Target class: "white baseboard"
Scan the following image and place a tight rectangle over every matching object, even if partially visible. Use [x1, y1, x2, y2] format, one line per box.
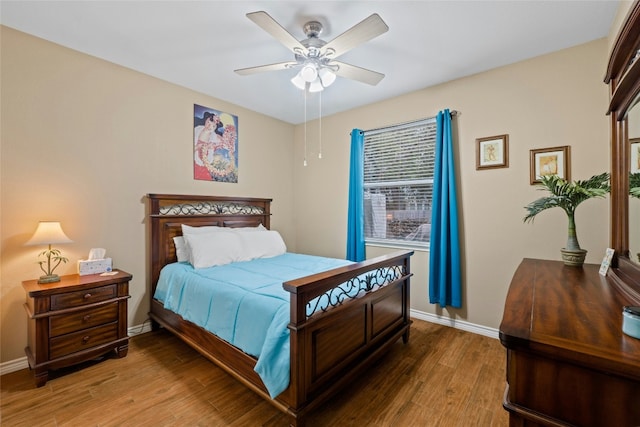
[0, 357, 29, 377]
[1, 315, 497, 376]
[0, 322, 154, 376]
[126, 320, 154, 337]
[410, 309, 500, 340]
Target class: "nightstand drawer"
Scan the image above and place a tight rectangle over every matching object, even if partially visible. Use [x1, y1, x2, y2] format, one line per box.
[50, 303, 118, 337]
[51, 284, 117, 310]
[49, 322, 118, 359]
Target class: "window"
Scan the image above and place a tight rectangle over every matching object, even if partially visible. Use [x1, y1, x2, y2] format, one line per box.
[363, 118, 436, 247]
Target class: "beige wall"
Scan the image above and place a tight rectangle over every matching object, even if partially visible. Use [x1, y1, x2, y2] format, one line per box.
[292, 38, 611, 329]
[0, 27, 295, 362]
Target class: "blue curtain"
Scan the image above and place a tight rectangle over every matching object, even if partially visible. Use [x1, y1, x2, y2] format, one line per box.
[346, 129, 365, 262]
[429, 109, 462, 308]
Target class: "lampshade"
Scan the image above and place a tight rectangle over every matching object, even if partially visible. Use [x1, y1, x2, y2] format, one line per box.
[308, 78, 324, 93]
[300, 63, 318, 82]
[26, 221, 73, 246]
[318, 68, 336, 87]
[290, 73, 306, 91]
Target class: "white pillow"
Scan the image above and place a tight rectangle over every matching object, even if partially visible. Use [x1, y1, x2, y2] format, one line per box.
[182, 231, 243, 269]
[181, 224, 225, 235]
[232, 224, 267, 232]
[181, 223, 266, 235]
[180, 224, 266, 264]
[173, 236, 189, 262]
[236, 230, 287, 261]
[178, 223, 273, 266]
[249, 224, 267, 231]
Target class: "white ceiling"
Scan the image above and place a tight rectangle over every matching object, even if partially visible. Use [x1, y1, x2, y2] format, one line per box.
[0, 1, 619, 125]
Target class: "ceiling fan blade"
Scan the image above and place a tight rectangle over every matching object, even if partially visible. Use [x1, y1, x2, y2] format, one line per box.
[332, 61, 385, 86]
[234, 61, 298, 76]
[322, 14, 388, 59]
[246, 11, 306, 54]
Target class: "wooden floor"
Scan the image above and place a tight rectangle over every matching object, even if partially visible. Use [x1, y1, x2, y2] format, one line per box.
[1, 319, 508, 426]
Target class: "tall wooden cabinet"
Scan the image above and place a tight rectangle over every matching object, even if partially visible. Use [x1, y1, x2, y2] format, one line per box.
[499, 259, 640, 426]
[23, 270, 131, 386]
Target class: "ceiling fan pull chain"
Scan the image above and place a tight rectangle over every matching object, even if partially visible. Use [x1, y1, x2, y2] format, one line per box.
[318, 90, 322, 159]
[304, 86, 308, 167]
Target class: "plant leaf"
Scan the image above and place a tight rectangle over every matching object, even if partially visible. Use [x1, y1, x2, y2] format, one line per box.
[524, 172, 610, 222]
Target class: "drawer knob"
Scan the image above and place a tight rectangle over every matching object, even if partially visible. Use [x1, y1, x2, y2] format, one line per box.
[82, 335, 90, 344]
[83, 314, 91, 322]
[83, 293, 92, 300]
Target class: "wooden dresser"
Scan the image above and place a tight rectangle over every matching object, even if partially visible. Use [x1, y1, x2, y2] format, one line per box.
[23, 270, 131, 386]
[499, 259, 640, 426]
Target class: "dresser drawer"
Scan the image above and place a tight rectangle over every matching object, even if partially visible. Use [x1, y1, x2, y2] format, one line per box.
[51, 285, 117, 310]
[49, 322, 118, 359]
[50, 303, 118, 337]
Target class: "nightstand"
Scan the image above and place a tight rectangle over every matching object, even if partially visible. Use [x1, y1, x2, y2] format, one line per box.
[22, 270, 131, 387]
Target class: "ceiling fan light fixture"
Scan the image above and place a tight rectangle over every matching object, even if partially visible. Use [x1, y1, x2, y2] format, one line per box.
[318, 68, 336, 87]
[308, 78, 324, 93]
[238, 12, 389, 95]
[300, 63, 318, 82]
[291, 73, 306, 90]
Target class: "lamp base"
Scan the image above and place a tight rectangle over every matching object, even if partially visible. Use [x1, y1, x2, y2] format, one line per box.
[38, 274, 61, 284]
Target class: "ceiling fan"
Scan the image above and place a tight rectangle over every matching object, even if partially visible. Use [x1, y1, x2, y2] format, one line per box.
[234, 11, 389, 92]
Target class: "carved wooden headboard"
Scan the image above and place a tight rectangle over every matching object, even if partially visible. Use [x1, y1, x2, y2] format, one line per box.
[146, 194, 272, 294]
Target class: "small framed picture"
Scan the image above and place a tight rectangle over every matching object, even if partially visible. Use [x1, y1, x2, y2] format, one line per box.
[529, 145, 571, 184]
[631, 138, 640, 173]
[476, 134, 509, 170]
[599, 248, 615, 276]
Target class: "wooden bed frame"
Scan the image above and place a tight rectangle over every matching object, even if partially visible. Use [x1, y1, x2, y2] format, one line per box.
[147, 193, 413, 426]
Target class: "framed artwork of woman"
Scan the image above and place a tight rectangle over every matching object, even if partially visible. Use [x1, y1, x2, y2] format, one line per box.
[194, 104, 239, 183]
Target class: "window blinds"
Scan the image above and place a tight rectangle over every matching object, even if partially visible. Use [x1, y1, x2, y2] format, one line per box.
[363, 118, 436, 245]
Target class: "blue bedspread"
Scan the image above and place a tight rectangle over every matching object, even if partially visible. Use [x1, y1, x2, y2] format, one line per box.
[154, 253, 352, 398]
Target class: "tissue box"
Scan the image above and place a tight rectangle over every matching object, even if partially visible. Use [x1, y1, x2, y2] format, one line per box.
[623, 306, 640, 339]
[77, 258, 112, 276]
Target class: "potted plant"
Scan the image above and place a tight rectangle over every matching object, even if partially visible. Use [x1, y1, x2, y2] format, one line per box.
[524, 172, 610, 266]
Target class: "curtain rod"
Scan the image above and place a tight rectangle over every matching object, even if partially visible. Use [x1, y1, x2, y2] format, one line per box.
[357, 110, 460, 135]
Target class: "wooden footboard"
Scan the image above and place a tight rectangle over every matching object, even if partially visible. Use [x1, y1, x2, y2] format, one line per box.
[284, 251, 412, 424]
[147, 194, 413, 427]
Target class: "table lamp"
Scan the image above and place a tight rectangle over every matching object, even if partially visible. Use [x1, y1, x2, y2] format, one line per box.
[26, 221, 73, 283]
